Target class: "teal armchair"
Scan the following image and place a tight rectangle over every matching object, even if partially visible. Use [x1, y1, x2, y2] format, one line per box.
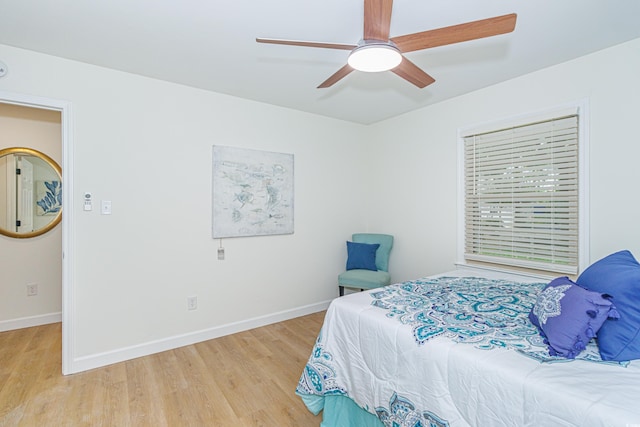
[338, 233, 394, 296]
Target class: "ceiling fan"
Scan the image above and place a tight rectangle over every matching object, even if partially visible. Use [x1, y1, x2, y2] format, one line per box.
[257, 0, 516, 89]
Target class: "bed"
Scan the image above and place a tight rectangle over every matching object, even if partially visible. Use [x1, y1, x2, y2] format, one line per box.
[296, 266, 640, 427]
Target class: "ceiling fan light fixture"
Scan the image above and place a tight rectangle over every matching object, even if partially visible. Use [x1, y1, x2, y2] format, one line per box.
[347, 43, 402, 72]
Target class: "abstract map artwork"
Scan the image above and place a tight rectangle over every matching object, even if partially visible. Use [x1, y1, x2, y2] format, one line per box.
[212, 145, 294, 238]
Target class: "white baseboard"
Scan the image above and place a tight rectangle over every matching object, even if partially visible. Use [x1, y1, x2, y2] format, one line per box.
[0, 312, 62, 332]
[69, 299, 332, 374]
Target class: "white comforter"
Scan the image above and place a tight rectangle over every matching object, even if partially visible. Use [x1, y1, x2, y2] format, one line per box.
[297, 269, 640, 427]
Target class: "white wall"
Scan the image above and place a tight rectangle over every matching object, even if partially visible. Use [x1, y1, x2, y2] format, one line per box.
[367, 38, 640, 283]
[0, 44, 370, 370]
[0, 104, 62, 329]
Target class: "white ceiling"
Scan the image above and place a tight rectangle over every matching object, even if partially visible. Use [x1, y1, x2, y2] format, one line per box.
[1, 0, 639, 124]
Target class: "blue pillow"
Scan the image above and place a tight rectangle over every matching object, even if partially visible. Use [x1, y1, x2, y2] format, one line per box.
[346, 241, 379, 271]
[529, 276, 618, 359]
[577, 250, 640, 361]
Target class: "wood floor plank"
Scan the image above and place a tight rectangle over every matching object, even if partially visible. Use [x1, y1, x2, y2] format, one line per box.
[0, 311, 325, 426]
[0, 328, 38, 375]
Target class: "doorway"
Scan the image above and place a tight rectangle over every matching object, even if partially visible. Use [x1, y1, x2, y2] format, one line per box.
[0, 91, 74, 374]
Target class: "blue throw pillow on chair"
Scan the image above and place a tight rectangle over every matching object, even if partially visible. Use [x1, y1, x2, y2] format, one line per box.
[346, 241, 379, 271]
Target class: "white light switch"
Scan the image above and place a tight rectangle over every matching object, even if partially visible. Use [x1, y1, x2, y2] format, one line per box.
[101, 200, 112, 215]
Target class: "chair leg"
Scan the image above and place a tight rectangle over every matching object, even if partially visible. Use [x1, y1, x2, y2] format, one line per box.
[339, 286, 344, 297]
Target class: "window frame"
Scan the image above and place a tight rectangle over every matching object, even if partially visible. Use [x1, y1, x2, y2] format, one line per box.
[456, 101, 590, 276]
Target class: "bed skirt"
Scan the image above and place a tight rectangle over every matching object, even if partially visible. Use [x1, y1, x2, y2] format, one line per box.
[298, 393, 384, 427]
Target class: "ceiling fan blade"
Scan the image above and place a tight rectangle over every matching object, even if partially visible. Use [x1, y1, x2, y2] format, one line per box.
[256, 38, 356, 51]
[391, 57, 435, 88]
[363, 0, 394, 41]
[318, 64, 354, 88]
[391, 13, 517, 53]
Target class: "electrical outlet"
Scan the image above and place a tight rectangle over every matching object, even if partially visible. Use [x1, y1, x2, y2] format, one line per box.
[27, 283, 38, 296]
[187, 296, 197, 311]
[217, 248, 225, 260]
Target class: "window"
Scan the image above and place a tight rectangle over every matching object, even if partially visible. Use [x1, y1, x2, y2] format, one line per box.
[459, 104, 588, 275]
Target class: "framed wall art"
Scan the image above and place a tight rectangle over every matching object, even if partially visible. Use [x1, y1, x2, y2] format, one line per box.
[212, 145, 294, 238]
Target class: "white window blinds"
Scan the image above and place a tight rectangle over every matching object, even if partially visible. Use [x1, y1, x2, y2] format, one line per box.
[463, 114, 579, 274]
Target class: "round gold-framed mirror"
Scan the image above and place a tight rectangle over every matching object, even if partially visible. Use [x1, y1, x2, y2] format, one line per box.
[0, 147, 62, 238]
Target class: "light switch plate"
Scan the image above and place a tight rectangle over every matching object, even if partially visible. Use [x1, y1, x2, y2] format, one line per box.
[101, 200, 112, 215]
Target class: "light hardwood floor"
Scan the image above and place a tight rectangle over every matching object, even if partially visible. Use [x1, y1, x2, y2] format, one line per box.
[0, 311, 326, 426]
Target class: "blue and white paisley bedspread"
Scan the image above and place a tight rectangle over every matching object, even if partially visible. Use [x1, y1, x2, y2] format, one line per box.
[297, 272, 640, 427]
[371, 276, 609, 363]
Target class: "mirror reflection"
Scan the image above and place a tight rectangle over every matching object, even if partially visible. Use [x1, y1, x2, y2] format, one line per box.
[0, 147, 62, 238]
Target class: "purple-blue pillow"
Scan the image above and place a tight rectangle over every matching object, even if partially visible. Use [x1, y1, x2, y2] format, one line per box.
[346, 241, 380, 271]
[577, 250, 640, 361]
[529, 276, 618, 359]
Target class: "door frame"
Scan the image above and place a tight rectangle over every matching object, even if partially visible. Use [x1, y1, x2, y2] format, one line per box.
[0, 90, 74, 374]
